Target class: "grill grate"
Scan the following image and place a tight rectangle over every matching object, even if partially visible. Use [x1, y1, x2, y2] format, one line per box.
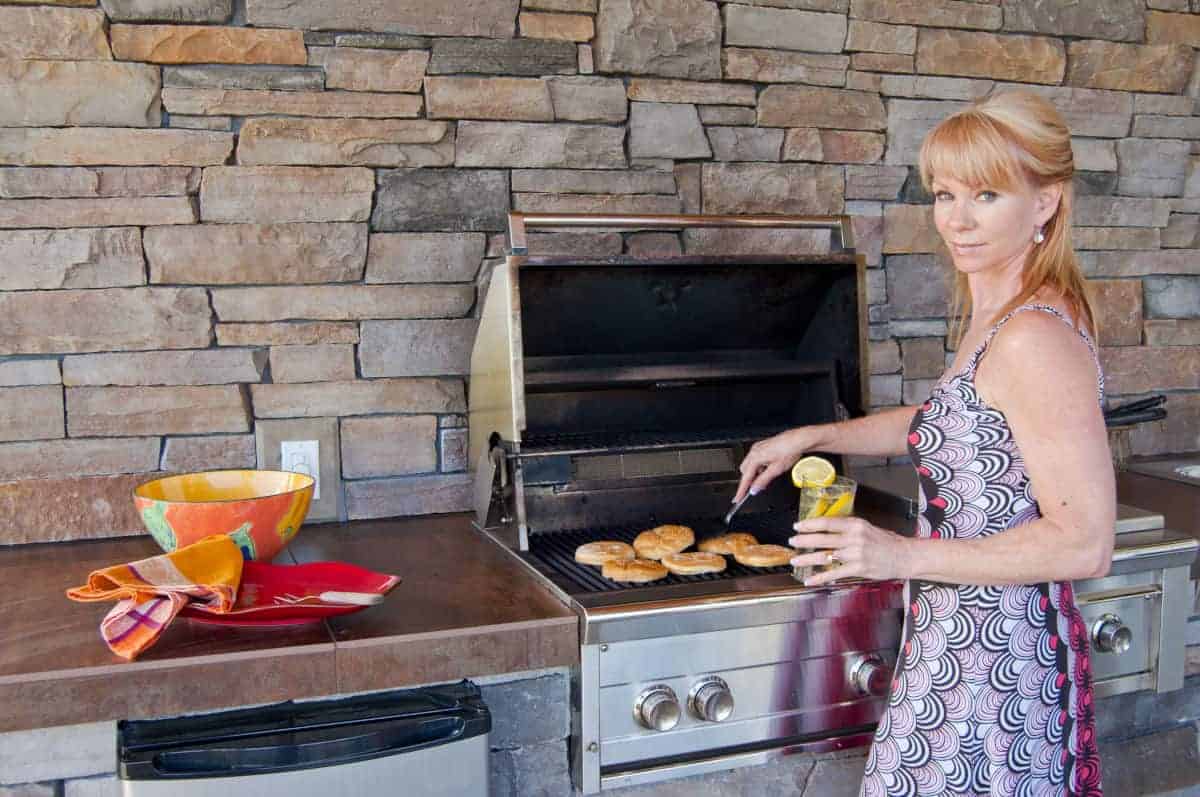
[520, 426, 787, 457]
[525, 514, 797, 594]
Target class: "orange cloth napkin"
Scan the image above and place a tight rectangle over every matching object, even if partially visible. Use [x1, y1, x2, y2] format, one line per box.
[66, 534, 243, 661]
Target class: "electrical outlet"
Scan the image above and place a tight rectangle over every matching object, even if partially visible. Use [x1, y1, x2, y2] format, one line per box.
[257, 419, 342, 522]
[280, 439, 321, 500]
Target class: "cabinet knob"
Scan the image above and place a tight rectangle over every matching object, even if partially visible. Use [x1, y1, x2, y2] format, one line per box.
[1092, 614, 1133, 655]
[689, 677, 734, 723]
[634, 685, 681, 732]
[850, 654, 893, 698]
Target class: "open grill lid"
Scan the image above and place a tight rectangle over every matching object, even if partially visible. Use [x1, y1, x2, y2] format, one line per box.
[468, 213, 869, 471]
[468, 213, 870, 546]
[519, 254, 863, 446]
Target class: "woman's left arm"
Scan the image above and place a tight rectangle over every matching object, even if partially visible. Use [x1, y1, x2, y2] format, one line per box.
[793, 312, 1116, 587]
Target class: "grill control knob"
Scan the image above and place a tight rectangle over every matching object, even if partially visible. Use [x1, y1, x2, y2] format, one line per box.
[1092, 614, 1133, 655]
[850, 654, 892, 698]
[689, 677, 734, 723]
[634, 685, 681, 731]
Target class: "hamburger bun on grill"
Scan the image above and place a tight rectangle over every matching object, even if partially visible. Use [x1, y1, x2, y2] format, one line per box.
[633, 525, 695, 560]
[661, 551, 728, 576]
[734, 544, 794, 568]
[574, 541, 636, 566]
[602, 558, 669, 583]
[698, 532, 758, 556]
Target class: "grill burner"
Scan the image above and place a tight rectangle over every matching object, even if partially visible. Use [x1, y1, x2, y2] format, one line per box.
[523, 513, 795, 594]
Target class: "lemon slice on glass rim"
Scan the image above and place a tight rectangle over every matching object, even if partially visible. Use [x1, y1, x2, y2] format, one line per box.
[791, 455, 836, 489]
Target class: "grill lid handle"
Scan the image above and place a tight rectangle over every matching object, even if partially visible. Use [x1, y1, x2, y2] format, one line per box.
[507, 212, 854, 255]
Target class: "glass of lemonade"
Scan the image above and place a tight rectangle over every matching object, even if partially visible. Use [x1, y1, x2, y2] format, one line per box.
[793, 475, 857, 583]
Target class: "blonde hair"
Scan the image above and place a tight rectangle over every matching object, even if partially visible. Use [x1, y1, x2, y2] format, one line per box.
[918, 90, 1096, 344]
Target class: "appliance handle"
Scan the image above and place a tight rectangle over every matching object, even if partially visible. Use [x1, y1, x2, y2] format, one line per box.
[1104, 407, 1167, 428]
[507, 212, 854, 255]
[149, 716, 468, 778]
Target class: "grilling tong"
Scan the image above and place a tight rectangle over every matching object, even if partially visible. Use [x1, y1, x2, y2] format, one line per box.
[1103, 393, 1167, 428]
[724, 492, 753, 527]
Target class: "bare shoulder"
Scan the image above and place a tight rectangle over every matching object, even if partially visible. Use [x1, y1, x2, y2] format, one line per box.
[977, 308, 1099, 406]
[990, 308, 1092, 363]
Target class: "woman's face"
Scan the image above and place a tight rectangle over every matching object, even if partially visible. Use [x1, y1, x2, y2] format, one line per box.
[930, 174, 1059, 277]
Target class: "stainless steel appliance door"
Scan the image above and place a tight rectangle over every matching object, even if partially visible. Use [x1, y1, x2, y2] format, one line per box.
[1076, 587, 1160, 683]
[120, 734, 489, 797]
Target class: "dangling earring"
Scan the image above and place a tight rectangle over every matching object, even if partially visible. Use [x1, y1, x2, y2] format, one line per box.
[1033, 227, 1045, 244]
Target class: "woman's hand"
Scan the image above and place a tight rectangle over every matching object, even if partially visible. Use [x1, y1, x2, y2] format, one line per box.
[734, 428, 819, 502]
[788, 516, 913, 587]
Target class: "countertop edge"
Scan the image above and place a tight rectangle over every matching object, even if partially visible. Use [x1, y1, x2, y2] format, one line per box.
[2, 514, 581, 733]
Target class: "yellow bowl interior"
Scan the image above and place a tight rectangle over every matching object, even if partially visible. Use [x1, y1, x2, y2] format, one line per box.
[135, 470, 315, 503]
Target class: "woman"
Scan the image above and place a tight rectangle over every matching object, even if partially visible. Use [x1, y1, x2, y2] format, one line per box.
[735, 91, 1112, 796]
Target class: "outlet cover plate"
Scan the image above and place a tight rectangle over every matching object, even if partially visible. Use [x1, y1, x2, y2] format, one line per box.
[256, 417, 343, 523]
[280, 439, 321, 500]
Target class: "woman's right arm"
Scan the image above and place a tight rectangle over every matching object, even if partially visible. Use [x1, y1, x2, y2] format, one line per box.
[733, 406, 918, 501]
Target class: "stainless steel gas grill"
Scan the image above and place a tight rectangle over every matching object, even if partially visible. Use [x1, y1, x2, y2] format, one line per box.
[467, 212, 1198, 794]
[470, 212, 906, 793]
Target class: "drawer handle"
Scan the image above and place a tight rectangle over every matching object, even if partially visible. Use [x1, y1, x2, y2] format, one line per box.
[1092, 613, 1133, 655]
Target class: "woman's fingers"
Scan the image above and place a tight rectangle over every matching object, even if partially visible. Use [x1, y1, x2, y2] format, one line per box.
[735, 431, 805, 502]
[748, 461, 785, 496]
[733, 460, 763, 503]
[793, 516, 865, 534]
[734, 458, 789, 503]
[789, 550, 841, 568]
[790, 547, 859, 587]
[729, 463, 758, 501]
[802, 562, 857, 587]
[787, 532, 842, 549]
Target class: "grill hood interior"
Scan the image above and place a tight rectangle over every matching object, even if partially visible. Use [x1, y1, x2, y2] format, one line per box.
[517, 254, 865, 442]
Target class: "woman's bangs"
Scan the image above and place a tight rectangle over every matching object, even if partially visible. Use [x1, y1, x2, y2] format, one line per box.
[920, 112, 1025, 193]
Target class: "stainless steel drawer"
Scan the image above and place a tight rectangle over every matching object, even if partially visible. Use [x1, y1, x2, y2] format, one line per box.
[1076, 587, 1160, 683]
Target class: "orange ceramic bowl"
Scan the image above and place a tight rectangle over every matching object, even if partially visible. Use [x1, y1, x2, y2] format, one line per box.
[133, 470, 315, 561]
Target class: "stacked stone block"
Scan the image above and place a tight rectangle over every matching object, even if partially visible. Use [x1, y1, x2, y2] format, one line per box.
[1, 0, 1199, 543]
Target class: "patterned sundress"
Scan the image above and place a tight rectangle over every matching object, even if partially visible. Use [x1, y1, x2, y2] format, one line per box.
[860, 304, 1104, 797]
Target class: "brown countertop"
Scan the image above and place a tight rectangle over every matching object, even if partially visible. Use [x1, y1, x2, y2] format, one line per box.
[0, 513, 577, 732]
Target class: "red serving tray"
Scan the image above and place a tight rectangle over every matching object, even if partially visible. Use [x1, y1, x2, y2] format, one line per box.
[180, 560, 401, 627]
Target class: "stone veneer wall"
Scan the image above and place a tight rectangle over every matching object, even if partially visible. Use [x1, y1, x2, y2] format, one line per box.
[2, 0, 1200, 542]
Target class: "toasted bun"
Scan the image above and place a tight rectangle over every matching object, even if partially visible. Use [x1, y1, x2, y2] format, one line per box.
[602, 558, 669, 583]
[661, 551, 728, 575]
[734, 544, 794, 568]
[632, 525, 695, 560]
[698, 532, 759, 556]
[574, 541, 636, 566]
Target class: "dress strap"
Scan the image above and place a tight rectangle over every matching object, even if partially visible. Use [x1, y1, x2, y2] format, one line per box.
[966, 302, 1105, 401]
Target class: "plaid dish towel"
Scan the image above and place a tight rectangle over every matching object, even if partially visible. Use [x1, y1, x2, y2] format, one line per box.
[66, 534, 243, 661]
